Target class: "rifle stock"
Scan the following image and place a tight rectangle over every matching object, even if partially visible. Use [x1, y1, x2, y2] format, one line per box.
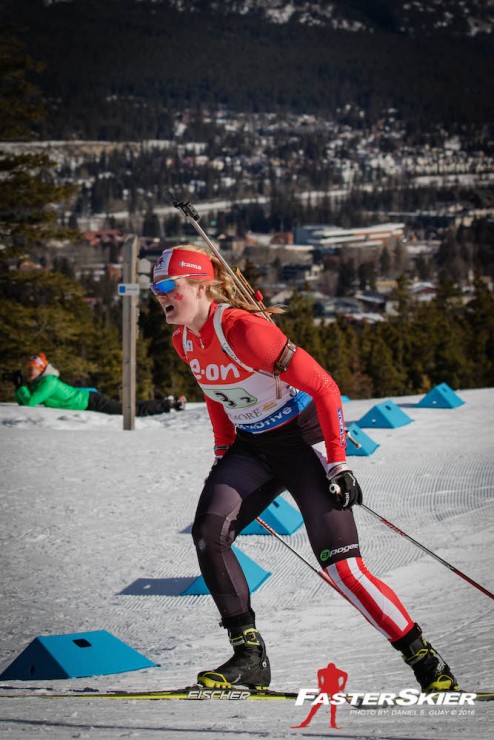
[169, 193, 273, 323]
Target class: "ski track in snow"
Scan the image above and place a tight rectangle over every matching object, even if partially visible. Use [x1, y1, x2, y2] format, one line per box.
[0, 389, 493, 739]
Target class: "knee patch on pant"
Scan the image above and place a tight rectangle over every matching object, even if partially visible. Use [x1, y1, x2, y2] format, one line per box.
[192, 512, 235, 553]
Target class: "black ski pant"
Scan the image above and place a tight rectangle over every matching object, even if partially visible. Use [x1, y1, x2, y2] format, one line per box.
[192, 420, 361, 621]
[86, 392, 171, 416]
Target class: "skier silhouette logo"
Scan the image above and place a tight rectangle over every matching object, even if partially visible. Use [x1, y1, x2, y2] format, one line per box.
[292, 662, 348, 729]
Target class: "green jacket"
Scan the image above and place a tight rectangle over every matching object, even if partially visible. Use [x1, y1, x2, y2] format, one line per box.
[15, 372, 90, 411]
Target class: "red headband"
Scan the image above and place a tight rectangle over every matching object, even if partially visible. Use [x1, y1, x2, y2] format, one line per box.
[153, 248, 214, 282]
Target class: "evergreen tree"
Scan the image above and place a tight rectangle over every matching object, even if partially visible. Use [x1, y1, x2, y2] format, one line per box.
[414, 254, 433, 281]
[436, 231, 468, 285]
[402, 303, 437, 392]
[0, 27, 77, 249]
[279, 290, 323, 363]
[240, 257, 262, 294]
[341, 321, 373, 398]
[380, 246, 391, 276]
[142, 208, 161, 238]
[407, 299, 474, 391]
[360, 323, 407, 397]
[336, 260, 356, 296]
[473, 218, 494, 279]
[135, 330, 154, 400]
[139, 294, 199, 399]
[392, 240, 409, 276]
[319, 319, 372, 398]
[0, 270, 122, 398]
[464, 277, 494, 387]
[391, 274, 413, 319]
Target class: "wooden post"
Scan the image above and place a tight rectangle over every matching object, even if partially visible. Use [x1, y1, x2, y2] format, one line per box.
[122, 235, 139, 431]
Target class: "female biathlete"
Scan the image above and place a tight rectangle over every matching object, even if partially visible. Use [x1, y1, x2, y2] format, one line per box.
[151, 245, 458, 693]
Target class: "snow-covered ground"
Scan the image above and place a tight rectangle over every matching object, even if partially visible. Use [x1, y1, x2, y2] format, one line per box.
[0, 388, 493, 739]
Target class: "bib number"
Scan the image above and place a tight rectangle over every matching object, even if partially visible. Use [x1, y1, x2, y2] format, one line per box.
[205, 387, 258, 409]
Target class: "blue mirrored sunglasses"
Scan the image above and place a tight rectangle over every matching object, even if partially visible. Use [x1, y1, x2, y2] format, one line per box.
[150, 278, 179, 296]
[150, 273, 208, 296]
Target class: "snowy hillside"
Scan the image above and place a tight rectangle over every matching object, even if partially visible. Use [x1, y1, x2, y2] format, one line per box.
[0, 388, 493, 738]
[167, 0, 494, 36]
[41, 0, 494, 36]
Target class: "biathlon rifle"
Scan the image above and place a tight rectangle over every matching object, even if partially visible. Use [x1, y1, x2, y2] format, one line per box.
[168, 192, 273, 323]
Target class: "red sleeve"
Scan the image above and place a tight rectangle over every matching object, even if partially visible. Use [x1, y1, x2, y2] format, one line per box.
[172, 328, 186, 360]
[281, 347, 346, 464]
[205, 396, 236, 448]
[224, 311, 346, 464]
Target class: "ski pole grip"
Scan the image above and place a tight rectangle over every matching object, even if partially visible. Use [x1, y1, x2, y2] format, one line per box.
[329, 482, 341, 495]
[346, 429, 361, 449]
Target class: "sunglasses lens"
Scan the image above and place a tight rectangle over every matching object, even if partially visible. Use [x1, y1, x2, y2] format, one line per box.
[151, 278, 177, 295]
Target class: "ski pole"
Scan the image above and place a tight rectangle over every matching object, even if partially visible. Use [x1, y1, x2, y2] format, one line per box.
[345, 429, 361, 449]
[254, 516, 350, 601]
[361, 503, 494, 601]
[169, 193, 274, 323]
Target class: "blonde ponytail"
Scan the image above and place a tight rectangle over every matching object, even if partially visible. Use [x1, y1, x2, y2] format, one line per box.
[171, 244, 283, 314]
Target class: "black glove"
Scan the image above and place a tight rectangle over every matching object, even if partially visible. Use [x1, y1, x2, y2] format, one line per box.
[12, 370, 24, 389]
[2, 370, 24, 389]
[164, 395, 187, 411]
[327, 466, 363, 509]
[173, 395, 187, 411]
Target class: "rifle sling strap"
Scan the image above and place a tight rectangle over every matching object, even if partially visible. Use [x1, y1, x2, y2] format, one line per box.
[273, 340, 297, 376]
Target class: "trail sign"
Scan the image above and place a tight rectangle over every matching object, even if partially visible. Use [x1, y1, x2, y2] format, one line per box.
[118, 283, 140, 296]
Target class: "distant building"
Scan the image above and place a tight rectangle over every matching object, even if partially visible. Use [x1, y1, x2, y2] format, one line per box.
[294, 223, 405, 254]
[270, 231, 294, 246]
[83, 230, 125, 248]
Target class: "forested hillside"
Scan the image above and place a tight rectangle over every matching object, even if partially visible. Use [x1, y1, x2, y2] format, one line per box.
[2, 0, 494, 139]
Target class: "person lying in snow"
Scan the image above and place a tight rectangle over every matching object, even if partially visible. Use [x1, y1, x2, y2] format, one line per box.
[5, 353, 185, 415]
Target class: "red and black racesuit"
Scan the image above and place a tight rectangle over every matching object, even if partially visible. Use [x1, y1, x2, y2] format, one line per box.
[173, 302, 415, 643]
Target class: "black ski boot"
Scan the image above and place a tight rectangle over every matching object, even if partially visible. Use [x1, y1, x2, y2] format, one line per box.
[197, 626, 271, 689]
[393, 624, 459, 692]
